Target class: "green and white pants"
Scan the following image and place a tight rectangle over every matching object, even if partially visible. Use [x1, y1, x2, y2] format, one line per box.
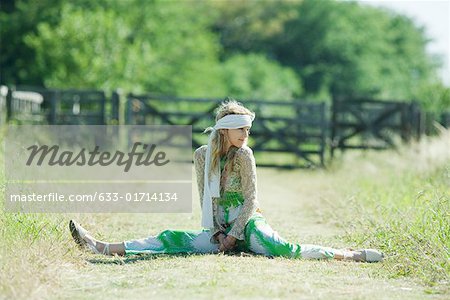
[124, 213, 337, 259]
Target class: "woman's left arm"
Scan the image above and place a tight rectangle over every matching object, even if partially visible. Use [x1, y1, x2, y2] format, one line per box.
[227, 147, 258, 240]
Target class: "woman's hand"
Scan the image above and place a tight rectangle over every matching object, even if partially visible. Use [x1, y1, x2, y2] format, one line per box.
[219, 235, 236, 252]
[216, 233, 226, 245]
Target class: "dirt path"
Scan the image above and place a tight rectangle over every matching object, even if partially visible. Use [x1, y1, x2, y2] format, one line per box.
[52, 168, 445, 300]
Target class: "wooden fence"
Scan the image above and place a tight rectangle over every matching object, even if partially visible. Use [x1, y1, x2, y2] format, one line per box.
[440, 112, 450, 128]
[0, 86, 119, 125]
[331, 96, 423, 156]
[1, 85, 448, 168]
[126, 94, 327, 168]
[48, 89, 106, 125]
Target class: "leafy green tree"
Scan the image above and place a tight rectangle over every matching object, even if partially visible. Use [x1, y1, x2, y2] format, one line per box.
[210, 0, 440, 108]
[15, 0, 302, 100]
[415, 81, 450, 114]
[273, 0, 437, 101]
[3, 0, 444, 114]
[0, 0, 64, 85]
[24, 1, 227, 96]
[221, 53, 302, 100]
[209, 0, 298, 55]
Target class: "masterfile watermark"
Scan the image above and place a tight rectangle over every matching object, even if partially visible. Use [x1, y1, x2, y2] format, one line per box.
[25, 142, 169, 172]
[5, 125, 192, 213]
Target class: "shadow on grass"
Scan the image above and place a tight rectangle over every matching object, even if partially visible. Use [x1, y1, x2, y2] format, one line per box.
[86, 250, 273, 265]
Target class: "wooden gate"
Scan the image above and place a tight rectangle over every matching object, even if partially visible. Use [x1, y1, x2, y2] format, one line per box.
[48, 89, 106, 125]
[3, 86, 114, 125]
[126, 94, 327, 168]
[331, 96, 422, 155]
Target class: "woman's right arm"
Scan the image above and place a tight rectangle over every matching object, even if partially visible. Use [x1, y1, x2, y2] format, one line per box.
[193, 146, 206, 208]
[194, 146, 223, 243]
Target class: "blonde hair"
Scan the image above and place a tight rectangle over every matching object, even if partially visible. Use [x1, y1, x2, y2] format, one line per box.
[204, 98, 255, 176]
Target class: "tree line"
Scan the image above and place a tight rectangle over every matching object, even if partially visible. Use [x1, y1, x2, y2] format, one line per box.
[1, 0, 448, 113]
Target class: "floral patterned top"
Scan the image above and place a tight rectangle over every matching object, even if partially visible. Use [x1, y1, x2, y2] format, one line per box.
[194, 145, 259, 240]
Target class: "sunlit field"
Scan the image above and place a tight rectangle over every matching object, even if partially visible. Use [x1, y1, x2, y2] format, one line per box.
[1, 129, 449, 299]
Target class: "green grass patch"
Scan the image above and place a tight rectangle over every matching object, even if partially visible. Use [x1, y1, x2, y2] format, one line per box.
[344, 168, 448, 286]
[326, 130, 449, 292]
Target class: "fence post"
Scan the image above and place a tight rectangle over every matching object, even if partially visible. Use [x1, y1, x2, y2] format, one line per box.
[48, 89, 57, 124]
[125, 93, 132, 125]
[330, 94, 339, 158]
[111, 91, 120, 125]
[319, 102, 326, 166]
[400, 103, 409, 142]
[410, 102, 423, 140]
[100, 91, 106, 125]
[6, 86, 13, 121]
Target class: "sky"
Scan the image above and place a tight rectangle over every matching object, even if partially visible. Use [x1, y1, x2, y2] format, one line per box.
[356, 0, 450, 86]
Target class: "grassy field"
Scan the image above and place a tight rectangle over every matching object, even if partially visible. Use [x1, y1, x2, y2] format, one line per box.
[0, 129, 449, 299]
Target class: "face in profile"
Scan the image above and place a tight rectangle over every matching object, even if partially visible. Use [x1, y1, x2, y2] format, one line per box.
[224, 127, 250, 148]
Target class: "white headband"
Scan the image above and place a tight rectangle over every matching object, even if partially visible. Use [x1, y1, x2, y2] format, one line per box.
[213, 114, 254, 130]
[202, 114, 253, 229]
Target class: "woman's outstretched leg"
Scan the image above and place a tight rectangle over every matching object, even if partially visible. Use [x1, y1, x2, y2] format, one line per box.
[69, 220, 219, 256]
[69, 220, 125, 255]
[243, 214, 383, 262]
[124, 228, 218, 255]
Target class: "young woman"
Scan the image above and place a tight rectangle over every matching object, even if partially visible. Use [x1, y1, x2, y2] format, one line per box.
[70, 99, 383, 262]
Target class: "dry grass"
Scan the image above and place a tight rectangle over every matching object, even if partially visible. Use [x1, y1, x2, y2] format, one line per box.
[1, 129, 449, 299]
